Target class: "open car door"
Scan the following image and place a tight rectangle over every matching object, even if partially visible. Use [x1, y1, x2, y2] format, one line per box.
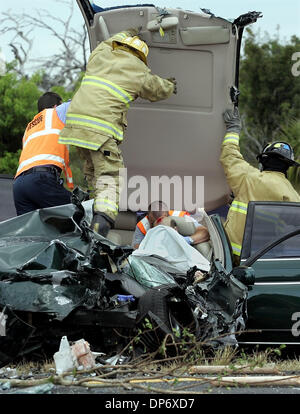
[240, 201, 300, 344]
[76, 1, 261, 212]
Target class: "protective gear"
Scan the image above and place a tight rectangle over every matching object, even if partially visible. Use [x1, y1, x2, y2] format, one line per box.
[59, 30, 173, 150]
[257, 141, 299, 167]
[167, 77, 177, 94]
[76, 138, 123, 222]
[91, 212, 113, 237]
[113, 36, 149, 64]
[259, 156, 289, 176]
[15, 108, 73, 189]
[223, 107, 242, 135]
[220, 131, 300, 260]
[59, 30, 174, 223]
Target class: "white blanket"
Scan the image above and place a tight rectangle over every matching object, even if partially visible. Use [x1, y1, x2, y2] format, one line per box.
[132, 225, 210, 272]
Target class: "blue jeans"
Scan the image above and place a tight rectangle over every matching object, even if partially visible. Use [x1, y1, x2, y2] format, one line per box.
[13, 168, 72, 216]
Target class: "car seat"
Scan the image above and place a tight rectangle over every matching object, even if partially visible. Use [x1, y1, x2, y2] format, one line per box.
[106, 211, 137, 246]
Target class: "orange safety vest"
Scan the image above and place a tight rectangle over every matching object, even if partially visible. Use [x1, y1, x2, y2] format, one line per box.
[137, 210, 190, 235]
[15, 108, 74, 190]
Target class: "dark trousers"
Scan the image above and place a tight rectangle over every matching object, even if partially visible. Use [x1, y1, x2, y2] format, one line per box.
[13, 167, 72, 216]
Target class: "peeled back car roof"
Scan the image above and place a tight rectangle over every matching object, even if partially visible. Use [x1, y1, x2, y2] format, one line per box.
[76, 1, 261, 212]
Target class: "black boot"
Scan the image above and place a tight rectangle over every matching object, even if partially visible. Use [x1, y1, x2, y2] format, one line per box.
[91, 212, 114, 237]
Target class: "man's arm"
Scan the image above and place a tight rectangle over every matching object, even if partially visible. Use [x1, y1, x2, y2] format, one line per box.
[182, 217, 210, 245]
[220, 108, 258, 194]
[55, 101, 71, 124]
[189, 224, 210, 245]
[139, 72, 175, 102]
[132, 225, 145, 249]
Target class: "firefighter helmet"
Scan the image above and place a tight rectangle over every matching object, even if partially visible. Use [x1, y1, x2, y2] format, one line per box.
[257, 141, 299, 167]
[113, 36, 149, 64]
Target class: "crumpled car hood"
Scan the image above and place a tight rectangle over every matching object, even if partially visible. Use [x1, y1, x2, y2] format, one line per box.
[0, 196, 248, 366]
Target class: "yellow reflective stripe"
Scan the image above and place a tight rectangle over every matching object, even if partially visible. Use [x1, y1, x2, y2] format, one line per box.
[82, 75, 133, 107]
[58, 136, 100, 150]
[223, 133, 240, 144]
[231, 242, 242, 255]
[66, 113, 123, 141]
[94, 198, 119, 214]
[230, 201, 248, 215]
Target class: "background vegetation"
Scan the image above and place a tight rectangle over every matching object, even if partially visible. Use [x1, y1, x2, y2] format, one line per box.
[0, 2, 299, 192]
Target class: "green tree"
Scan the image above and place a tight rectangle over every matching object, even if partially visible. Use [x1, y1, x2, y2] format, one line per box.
[0, 68, 42, 155]
[239, 30, 300, 166]
[240, 30, 300, 136]
[0, 149, 21, 175]
[279, 119, 300, 190]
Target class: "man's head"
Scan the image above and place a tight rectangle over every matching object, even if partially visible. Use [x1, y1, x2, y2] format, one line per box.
[257, 141, 299, 174]
[37, 92, 62, 112]
[112, 36, 149, 65]
[147, 200, 169, 227]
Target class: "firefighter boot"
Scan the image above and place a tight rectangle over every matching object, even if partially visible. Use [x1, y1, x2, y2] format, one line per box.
[91, 212, 114, 237]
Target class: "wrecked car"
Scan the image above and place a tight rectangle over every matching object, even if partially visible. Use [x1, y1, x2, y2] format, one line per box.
[0, 192, 250, 366]
[0, 3, 266, 365]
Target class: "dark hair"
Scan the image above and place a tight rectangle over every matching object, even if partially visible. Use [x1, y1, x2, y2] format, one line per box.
[37, 92, 62, 112]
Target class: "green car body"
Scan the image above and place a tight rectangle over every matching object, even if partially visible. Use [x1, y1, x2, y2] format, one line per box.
[212, 201, 300, 345]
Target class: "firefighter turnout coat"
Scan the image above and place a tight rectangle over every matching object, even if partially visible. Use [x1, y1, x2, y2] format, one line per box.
[58, 30, 174, 150]
[220, 132, 300, 257]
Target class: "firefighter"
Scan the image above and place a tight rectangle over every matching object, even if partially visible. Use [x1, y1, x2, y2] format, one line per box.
[59, 28, 176, 237]
[220, 107, 300, 264]
[132, 200, 209, 249]
[13, 92, 74, 216]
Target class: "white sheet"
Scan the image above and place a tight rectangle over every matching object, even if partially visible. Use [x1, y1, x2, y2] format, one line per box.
[132, 225, 210, 272]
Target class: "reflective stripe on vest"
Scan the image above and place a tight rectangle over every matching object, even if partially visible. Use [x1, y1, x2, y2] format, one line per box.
[16, 108, 74, 189]
[137, 210, 189, 235]
[65, 113, 124, 142]
[230, 201, 248, 215]
[137, 216, 150, 235]
[82, 75, 134, 107]
[169, 210, 189, 217]
[223, 132, 240, 144]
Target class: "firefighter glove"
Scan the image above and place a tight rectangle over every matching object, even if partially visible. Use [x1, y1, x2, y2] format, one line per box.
[223, 107, 241, 134]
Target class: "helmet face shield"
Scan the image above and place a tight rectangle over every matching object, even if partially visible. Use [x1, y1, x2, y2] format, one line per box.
[257, 141, 299, 167]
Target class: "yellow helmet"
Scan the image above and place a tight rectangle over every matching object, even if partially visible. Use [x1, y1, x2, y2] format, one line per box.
[113, 36, 149, 64]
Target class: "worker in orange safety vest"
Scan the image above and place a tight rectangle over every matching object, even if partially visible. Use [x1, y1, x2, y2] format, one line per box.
[13, 92, 74, 215]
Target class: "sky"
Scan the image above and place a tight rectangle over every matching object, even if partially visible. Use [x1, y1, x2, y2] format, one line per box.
[0, 0, 299, 66]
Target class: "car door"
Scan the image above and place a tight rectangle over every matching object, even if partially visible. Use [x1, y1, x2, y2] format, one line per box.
[239, 201, 300, 344]
[76, 1, 261, 213]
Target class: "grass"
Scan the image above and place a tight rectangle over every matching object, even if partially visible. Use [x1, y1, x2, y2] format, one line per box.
[4, 344, 300, 379]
